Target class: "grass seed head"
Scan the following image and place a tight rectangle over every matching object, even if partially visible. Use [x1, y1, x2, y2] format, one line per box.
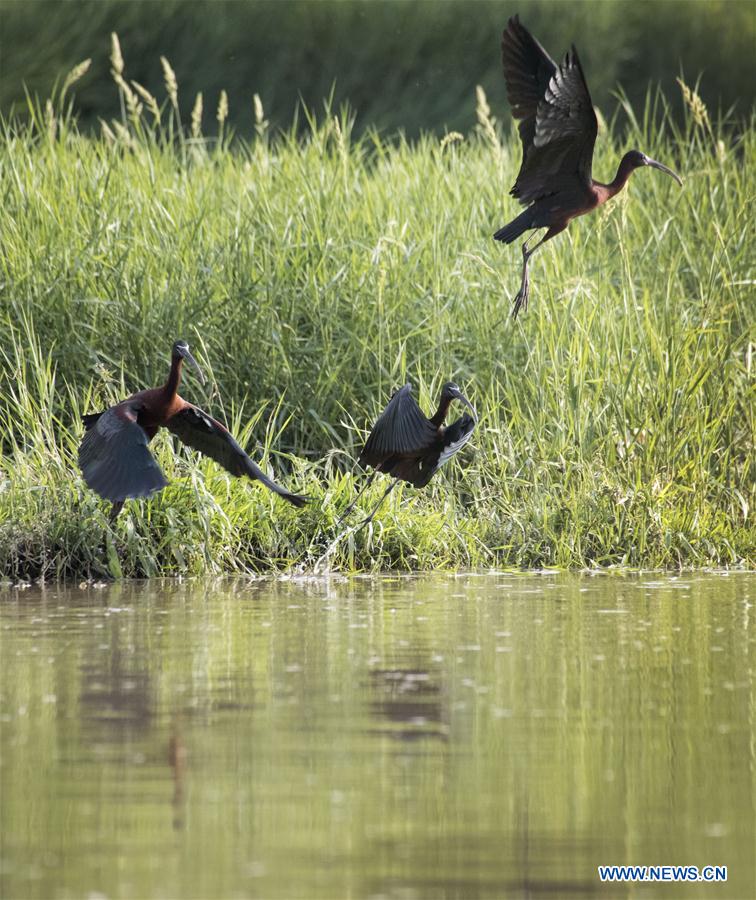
[253, 93, 268, 138]
[676, 77, 711, 132]
[161, 55, 179, 109]
[62, 59, 91, 97]
[216, 89, 229, 126]
[114, 76, 142, 124]
[191, 91, 203, 138]
[110, 32, 124, 77]
[440, 131, 464, 151]
[253, 93, 264, 124]
[475, 85, 499, 153]
[132, 80, 161, 125]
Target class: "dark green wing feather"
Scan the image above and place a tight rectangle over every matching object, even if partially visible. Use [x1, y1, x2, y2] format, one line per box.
[78, 403, 167, 502]
[166, 405, 307, 507]
[503, 17, 597, 204]
[359, 384, 438, 467]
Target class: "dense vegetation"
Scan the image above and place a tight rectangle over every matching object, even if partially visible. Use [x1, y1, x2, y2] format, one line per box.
[1, 0, 754, 137]
[0, 53, 753, 579]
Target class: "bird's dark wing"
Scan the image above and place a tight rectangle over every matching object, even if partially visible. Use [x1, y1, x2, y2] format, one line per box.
[503, 18, 597, 205]
[78, 403, 168, 502]
[391, 414, 476, 489]
[502, 15, 557, 156]
[359, 384, 438, 468]
[165, 405, 307, 507]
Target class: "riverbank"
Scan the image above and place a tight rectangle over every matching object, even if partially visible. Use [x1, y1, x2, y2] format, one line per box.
[1, 77, 753, 579]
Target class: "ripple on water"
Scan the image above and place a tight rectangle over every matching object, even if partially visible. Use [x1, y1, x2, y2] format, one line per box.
[0, 572, 753, 900]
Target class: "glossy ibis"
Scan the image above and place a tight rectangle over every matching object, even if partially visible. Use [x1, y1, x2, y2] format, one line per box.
[78, 340, 307, 519]
[495, 15, 683, 317]
[341, 382, 477, 527]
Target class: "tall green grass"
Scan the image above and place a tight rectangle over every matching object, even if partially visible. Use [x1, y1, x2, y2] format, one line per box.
[0, 60, 753, 579]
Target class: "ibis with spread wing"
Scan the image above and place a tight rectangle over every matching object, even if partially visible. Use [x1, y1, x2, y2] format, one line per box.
[78, 340, 308, 519]
[495, 15, 682, 317]
[341, 382, 477, 528]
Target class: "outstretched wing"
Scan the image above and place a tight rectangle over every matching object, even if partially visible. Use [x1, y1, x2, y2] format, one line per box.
[502, 15, 557, 156]
[78, 403, 168, 502]
[502, 17, 597, 205]
[165, 405, 307, 507]
[359, 384, 438, 468]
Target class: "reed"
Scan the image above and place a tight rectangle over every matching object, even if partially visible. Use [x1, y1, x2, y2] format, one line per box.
[0, 59, 753, 579]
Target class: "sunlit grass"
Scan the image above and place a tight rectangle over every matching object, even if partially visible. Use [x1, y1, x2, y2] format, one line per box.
[0, 61, 753, 579]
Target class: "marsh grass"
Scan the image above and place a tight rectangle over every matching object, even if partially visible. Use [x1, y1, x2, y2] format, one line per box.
[0, 56, 753, 579]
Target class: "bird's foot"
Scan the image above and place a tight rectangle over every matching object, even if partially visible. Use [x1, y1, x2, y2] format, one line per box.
[511, 273, 530, 319]
[510, 250, 531, 319]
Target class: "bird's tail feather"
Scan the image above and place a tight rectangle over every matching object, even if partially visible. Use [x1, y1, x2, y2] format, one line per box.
[493, 208, 535, 244]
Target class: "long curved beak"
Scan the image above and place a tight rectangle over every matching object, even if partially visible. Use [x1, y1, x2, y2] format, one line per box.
[183, 349, 206, 385]
[646, 157, 683, 186]
[451, 388, 478, 422]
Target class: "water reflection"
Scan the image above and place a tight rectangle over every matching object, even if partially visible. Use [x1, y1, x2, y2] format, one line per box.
[0, 573, 753, 899]
[78, 658, 153, 738]
[168, 716, 187, 831]
[367, 668, 448, 742]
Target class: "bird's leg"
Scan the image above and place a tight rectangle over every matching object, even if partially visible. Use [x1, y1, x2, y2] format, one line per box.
[109, 500, 124, 522]
[511, 245, 530, 318]
[337, 470, 377, 524]
[356, 479, 399, 530]
[511, 228, 562, 319]
[511, 232, 540, 319]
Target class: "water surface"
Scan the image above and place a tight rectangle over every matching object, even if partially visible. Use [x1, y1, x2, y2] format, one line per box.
[1, 573, 753, 898]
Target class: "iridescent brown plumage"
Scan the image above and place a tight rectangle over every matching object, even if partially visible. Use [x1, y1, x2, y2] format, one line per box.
[495, 15, 683, 317]
[340, 382, 477, 528]
[78, 340, 307, 519]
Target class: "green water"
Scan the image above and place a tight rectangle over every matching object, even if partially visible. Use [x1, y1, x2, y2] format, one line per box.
[1, 574, 753, 899]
